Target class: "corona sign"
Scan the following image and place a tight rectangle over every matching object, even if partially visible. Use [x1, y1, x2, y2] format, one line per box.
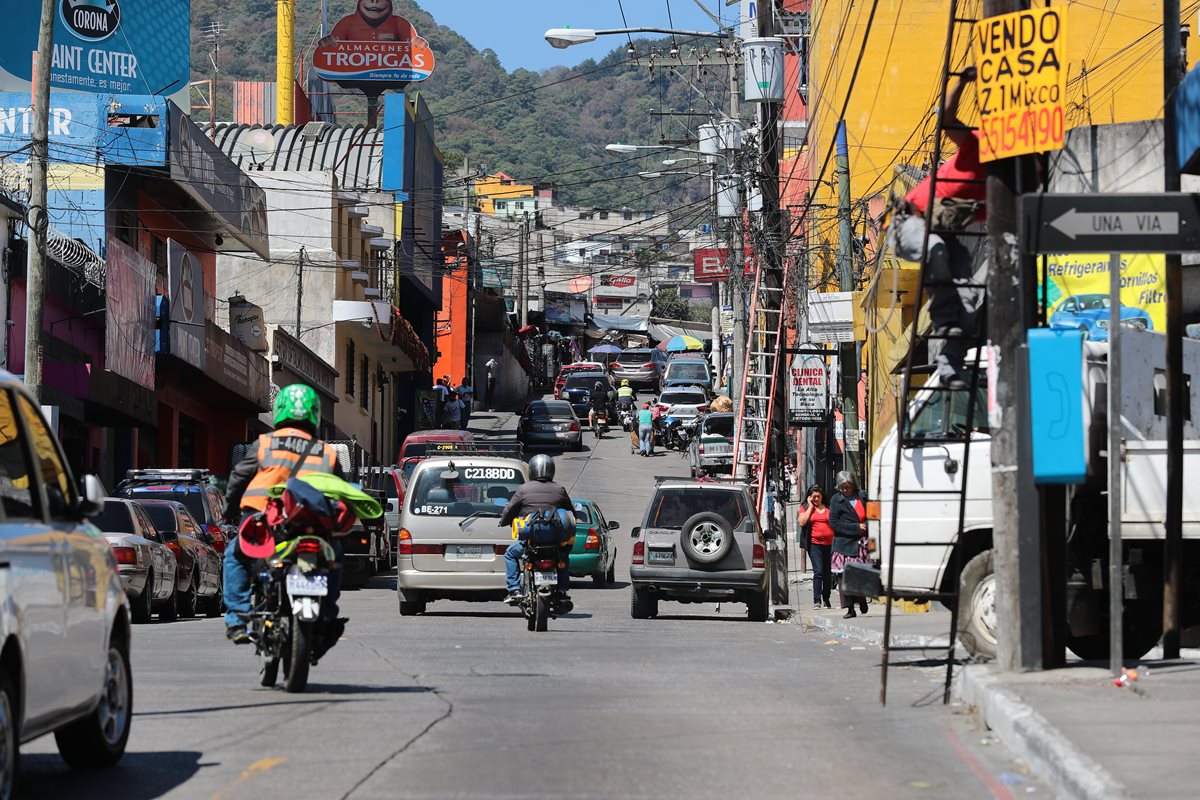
[313, 1, 434, 84]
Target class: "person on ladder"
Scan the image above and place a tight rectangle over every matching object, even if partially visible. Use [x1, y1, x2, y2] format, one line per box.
[887, 66, 985, 390]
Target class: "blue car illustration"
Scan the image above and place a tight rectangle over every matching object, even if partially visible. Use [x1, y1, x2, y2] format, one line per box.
[1048, 293, 1153, 341]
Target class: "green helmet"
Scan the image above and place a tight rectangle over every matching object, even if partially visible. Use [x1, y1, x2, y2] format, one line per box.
[273, 383, 320, 429]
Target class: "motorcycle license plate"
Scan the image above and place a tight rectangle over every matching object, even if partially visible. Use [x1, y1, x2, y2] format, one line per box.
[533, 571, 557, 587]
[286, 571, 329, 597]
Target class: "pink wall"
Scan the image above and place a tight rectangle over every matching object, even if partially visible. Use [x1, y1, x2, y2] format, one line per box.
[7, 277, 104, 396]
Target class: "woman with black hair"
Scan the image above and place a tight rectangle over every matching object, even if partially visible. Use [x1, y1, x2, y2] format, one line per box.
[797, 483, 833, 609]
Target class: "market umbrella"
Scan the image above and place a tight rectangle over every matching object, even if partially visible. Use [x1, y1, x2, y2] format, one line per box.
[588, 344, 623, 355]
[659, 335, 704, 352]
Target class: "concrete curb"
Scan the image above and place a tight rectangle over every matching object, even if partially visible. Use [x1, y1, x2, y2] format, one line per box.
[798, 611, 951, 649]
[955, 666, 1130, 800]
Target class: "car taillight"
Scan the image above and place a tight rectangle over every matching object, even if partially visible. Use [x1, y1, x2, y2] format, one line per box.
[569, 421, 580, 431]
[535, 558, 556, 570]
[585, 529, 600, 550]
[632, 540, 644, 565]
[398, 528, 413, 555]
[752, 544, 765, 568]
[165, 541, 181, 558]
[698, 443, 705, 454]
[494, 544, 508, 555]
[521, 420, 533, 432]
[205, 524, 226, 553]
[642, 363, 656, 369]
[698, 404, 709, 413]
[296, 539, 322, 554]
[111, 546, 137, 565]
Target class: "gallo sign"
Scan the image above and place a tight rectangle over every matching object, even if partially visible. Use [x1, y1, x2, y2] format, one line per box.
[313, 3, 435, 84]
[973, 7, 1066, 162]
[788, 353, 829, 425]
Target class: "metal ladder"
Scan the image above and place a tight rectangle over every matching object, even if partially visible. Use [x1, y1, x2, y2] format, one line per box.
[879, 0, 989, 707]
[730, 254, 789, 515]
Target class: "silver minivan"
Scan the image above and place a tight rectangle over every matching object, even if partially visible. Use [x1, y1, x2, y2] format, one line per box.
[629, 480, 768, 621]
[397, 451, 529, 615]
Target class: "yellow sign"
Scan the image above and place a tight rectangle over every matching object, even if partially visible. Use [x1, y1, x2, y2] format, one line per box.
[1043, 254, 1165, 333]
[973, 7, 1066, 162]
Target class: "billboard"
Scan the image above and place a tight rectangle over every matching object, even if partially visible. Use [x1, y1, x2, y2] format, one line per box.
[693, 247, 754, 282]
[0, 1, 190, 103]
[313, 2, 435, 84]
[596, 273, 638, 298]
[788, 353, 830, 425]
[1043, 253, 1165, 336]
[167, 240, 206, 370]
[105, 237, 156, 389]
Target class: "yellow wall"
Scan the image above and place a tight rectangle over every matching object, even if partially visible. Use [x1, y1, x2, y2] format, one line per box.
[474, 174, 536, 215]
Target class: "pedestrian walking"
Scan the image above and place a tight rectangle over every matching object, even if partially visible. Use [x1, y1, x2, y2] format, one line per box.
[637, 402, 654, 457]
[433, 377, 450, 426]
[828, 470, 870, 618]
[797, 483, 833, 610]
[484, 357, 499, 411]
[443, 391, 465, 430]
[455, 378, 473, 429]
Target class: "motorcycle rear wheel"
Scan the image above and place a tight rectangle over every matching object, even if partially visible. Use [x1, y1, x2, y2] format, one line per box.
[284, 620, 311, 693]
[261, 656, 280, 687]
[534, 594, 549, 632]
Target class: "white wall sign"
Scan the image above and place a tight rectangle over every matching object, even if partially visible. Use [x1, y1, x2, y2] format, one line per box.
[788, 353, 829, 425]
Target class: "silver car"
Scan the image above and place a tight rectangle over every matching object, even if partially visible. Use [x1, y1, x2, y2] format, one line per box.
[688, 413, 735, 477]
[0, 372, 133, 788]
[517, 400, 583, 451]
[94, 499, 178, 623]
[397, 451, 529, 615]
[629, 480, 769, 620]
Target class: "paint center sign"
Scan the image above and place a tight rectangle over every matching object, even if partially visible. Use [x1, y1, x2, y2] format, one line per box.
[973, 7, 1066, 162]
[788, 354, 829, 425]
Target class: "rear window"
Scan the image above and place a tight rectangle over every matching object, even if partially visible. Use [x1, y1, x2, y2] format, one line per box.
[409, 464, 525, 517]
[703, 416, 735, 437]
[141, 504, 181, 533]
[572, 501, 594, 523]
[564, 375, 608, 389]
[617, 351, 653, 364]
[119, 486, 206, 521]
[660, 390, 705, 405]
[647, 488, 748, 529]
[93, 502, 136, 534]
[529, 402, 574, 418]
[666, 363, 710, 381]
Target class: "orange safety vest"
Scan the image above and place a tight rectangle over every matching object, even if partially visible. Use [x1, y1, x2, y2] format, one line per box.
[241, 428, 338, 511]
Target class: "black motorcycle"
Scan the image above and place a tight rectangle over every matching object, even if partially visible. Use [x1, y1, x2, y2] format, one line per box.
[617, 397, 636, 431]
[518, 542, 572, 632]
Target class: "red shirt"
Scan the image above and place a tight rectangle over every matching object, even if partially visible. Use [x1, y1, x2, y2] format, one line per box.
[331, 12, 415, 42]
[808, 506, 833, 546]
[905, 132, 986, 217]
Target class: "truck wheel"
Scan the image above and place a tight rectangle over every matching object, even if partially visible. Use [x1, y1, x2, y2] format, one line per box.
[746, 590, 769, 622]
[631, 587, 657, 619]
[680, 513, 733, 564]
[957, 551, 998, 659]
[54, 634, 132, 768]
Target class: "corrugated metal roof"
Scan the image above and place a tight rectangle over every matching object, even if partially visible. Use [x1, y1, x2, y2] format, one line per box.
[212, 123, 383, 191]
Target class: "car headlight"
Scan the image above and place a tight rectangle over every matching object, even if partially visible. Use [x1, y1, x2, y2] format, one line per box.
[1096, 319, 1108, 328]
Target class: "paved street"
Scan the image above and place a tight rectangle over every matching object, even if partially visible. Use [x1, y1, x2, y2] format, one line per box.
[19, 409, 1033, 799]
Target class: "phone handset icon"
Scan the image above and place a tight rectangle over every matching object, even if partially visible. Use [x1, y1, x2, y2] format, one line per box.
[1045, 373, 1070, 440]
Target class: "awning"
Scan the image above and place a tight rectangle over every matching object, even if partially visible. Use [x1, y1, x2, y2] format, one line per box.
[590, 313, 648, 332]
[649, 319, 714, 342]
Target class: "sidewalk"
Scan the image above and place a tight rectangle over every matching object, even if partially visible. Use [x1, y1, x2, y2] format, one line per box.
[799, 597, 1200, 799]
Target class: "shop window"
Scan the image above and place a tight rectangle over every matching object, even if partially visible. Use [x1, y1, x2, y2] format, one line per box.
[345, 340, 356, 398]
[360, 355, 369, 409]
[599, 211, 609, 220]
[623, 210, 633, 221]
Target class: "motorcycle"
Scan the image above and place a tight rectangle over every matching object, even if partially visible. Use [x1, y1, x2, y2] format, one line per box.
[518, 541, 573, 632]
[617, 397, 636, 431]
[592, 409, 609, 439]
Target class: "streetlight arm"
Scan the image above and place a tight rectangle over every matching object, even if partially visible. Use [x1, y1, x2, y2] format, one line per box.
[595, 27, 730, 39]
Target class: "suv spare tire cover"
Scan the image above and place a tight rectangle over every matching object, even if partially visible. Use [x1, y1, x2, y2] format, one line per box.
[680, 512, 733, 564]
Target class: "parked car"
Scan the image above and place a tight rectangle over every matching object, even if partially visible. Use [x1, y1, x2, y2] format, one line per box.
[560, 372, 615, 419]
[568, 499, 620, 585]
[1048, 293, 1153, 341]
[554, 362, 607, 397]
[114, 468, 233, 554]
[93, 499, 179, 623]
[0, 372, 133, 778]
[629, 480, 769, 620]
[398, 429, 475, 460]
[517, 400, 583, 451]
[609, 348, 666, 391]
[135, 500, 223, 618]
[654, 387, 710, 420]
[397, 446, 529, 615]
[662, 358, 714, 393]
[365, 465, 404, 559]
[688, 413, 735, 477]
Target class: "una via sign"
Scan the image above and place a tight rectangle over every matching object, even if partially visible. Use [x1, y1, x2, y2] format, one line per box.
[1018, 192, 1200, 254]
[1048, 209, 1178, 239]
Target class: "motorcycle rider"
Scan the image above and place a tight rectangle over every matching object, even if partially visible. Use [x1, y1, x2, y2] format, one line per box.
[616, 379, 636, 431]
[499, 454, 575, 608]
[222, 384, 341, 645]
[588, 380, 610, 429]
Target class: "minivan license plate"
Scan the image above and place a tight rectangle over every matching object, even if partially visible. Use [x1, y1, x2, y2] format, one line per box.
[449, 544, 485, 560]
[287, 571, 328, 597]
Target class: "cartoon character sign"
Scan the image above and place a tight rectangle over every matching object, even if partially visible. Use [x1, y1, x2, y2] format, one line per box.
[313, 0, 435, 84]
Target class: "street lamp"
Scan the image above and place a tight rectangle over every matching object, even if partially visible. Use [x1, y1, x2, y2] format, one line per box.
[606, 143, 703, 156]
[661, 157, 703, 167]
[545, 26, 729, 49]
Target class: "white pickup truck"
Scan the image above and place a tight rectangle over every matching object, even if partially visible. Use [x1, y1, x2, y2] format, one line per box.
[869, 328, 1200, 660]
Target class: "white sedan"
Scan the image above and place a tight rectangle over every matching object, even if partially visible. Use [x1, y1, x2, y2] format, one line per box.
[94, 498, 178, 623]
[654, 387, 710, 419]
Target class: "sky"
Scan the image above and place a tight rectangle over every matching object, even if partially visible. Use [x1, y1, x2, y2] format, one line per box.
[423, 0, 732, 72]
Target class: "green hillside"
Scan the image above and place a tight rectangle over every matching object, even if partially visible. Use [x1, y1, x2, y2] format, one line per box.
[189, 0, 723, 209]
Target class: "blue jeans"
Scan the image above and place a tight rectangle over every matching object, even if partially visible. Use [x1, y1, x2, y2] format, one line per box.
[224, 534, 344, 628]
[638, 424, 654, 454]
[504, 541, 569, 593]
[808, 543, 832, 604]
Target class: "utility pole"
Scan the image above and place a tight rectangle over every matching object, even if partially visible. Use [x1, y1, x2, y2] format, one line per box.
[276, 0, 295, 125]
[984, 0, 1043, 672]
[1162, 0, 1185, 660]
[727, 55, 745, 407]
[24, 0, 54, 398]
[519, 213, 529, 327]
[295, 247, 305, 337]
[834, 121, 860, 482]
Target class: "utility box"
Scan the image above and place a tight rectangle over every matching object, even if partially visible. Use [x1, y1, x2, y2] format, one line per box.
[1028, 329, 1088, 484]
[743, 37, 786, 102]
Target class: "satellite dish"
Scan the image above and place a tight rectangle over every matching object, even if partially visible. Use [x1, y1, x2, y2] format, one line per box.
[231, 129, 276, 166]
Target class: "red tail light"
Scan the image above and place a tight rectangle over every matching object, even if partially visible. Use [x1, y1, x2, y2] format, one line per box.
[397, 528, 442, 555]
[494, 544, 508, 555]
[632, 540, 644, 565]
[752, 544, 765, 568]
[584, 529, 600, 551]
[111, 546, 137, 565]
[296, 539, 322, 554]
[165, 540, 181, 558]
[569, 421, 580, 431]
[205, 524, 226, 553]
[535, 558, 556, 570]
[698, 404, 710, 413]
[642, 363, 656, 370]
[521, 419, 533, 432]
[698, 444, 705, 454]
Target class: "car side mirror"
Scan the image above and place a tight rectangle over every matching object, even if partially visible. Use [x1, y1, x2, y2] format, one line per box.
[78, 474, 105, 518]
[608, 520, 620, 530]
[630, 525, 640, 538]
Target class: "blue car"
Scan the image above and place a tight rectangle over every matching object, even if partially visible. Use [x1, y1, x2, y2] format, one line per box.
[1048, 293, 1152, 341]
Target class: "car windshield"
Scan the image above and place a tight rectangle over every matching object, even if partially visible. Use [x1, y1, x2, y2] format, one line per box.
[703, 416, 735, 437]
[409, 464, 525, 517]
[648, 488, 748, 529]
[572, 501, 594, 524]
[910, 374, 989, 438]
[119, 486, 206, 522]
[93, 502, 136, 534]
[141, 504, 182, 534]
[1071, 295, 1110, 311]
[528, 401, 574, 419]
[565, 374, 608, 390]
[660, 390, 705, 405]
[667, 363, 709, 381]
[617, 351, 652, 364]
